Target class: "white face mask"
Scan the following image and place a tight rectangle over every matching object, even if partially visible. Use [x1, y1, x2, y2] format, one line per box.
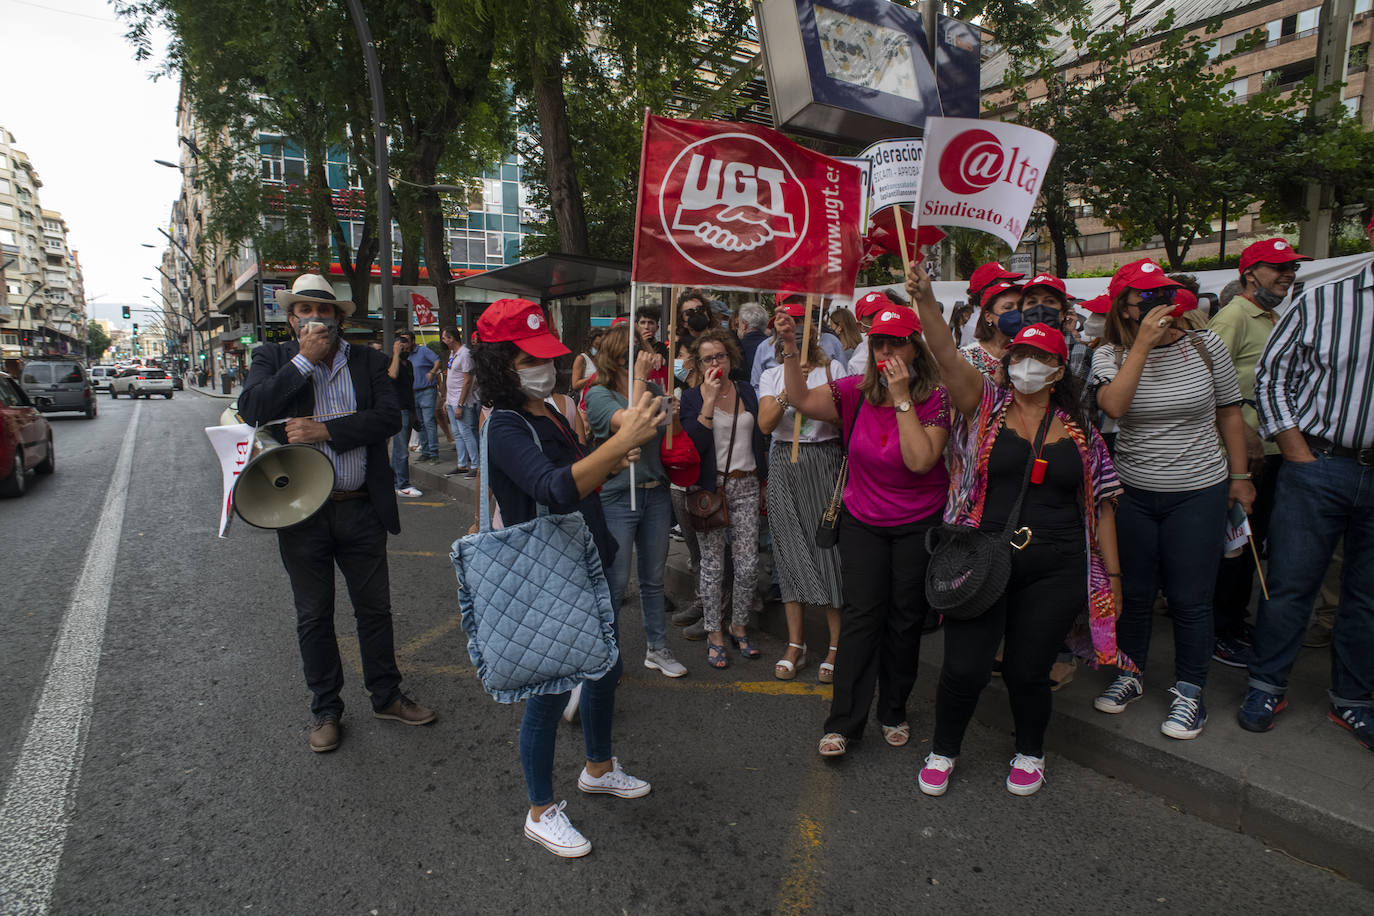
[1083, 313, 1106, 339]
[517, 364, 557, 400]
[1008, 359, 1059, 395]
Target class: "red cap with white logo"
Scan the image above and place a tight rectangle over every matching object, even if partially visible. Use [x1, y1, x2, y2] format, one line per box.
[1237, 238, 1311, 275]
[868, 306, 922, 339]
[967, 261, 1024, 304]
[1023, 273, 1067, 300]
[981, 281, 1023, 306]
[1011, 323, 1069, 361]
[476, 298, 569, 358]
[854, 291, 897, 320]
[1108, 259, 1180, 300]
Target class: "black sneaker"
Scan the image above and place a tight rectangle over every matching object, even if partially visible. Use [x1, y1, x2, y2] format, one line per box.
[1212, 637, 1251, 668]
[443, 466, 467, 477]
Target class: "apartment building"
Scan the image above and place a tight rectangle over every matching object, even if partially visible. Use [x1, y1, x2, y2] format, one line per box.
[0, 127, 87, 369]
[981, 0, 1374, 273]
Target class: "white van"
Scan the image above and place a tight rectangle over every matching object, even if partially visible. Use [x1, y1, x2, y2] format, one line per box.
[89, 365, 118, 391]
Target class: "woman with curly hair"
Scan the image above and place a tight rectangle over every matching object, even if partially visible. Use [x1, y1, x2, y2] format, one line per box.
[774, 296, 951, 758]
[680, 328, 770, 668]
[472, 298, 665, 858]
[906, 263, 1128, 798]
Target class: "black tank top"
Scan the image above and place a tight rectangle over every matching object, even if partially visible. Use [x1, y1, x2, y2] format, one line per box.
[980, 425, 1084, 536]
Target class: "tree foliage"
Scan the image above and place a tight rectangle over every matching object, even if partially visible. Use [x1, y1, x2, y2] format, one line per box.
[86, 322, 111, 361]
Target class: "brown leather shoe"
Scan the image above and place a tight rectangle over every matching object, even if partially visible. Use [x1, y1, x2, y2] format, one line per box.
[373, 694, 437, 726]
[309, 714, 341, 753]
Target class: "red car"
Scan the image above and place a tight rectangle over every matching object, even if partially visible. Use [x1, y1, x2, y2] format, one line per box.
[0, 369, 55, 498]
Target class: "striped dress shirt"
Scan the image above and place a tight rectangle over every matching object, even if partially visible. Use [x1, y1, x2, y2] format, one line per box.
[291, 342, 366, 490]
[1255, 261, 1374, 449]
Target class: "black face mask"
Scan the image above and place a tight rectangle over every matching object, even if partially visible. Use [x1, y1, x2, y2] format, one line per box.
[1022, 304, 1062, 329]
[686, 311, 710, 333]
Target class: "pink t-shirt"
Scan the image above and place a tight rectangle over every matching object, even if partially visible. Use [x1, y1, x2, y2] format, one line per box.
[832, 375, 951, 527]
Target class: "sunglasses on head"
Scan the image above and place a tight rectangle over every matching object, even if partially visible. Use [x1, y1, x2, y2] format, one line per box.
[1136, 288, 1176, 305]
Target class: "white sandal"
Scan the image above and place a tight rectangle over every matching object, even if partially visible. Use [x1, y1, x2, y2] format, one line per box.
[774, 643, 807, 680]
[818, 645, 838, 684]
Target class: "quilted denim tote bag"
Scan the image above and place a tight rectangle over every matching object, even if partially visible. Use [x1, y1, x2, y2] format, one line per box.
[451, 412, 619, 703]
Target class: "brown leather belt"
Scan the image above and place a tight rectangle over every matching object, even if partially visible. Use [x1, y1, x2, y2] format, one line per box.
[329, 488, 368, 501]
[719, 469, 754, 480]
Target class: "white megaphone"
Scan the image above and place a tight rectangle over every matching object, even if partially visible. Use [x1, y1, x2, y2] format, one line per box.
[232, 428, 337, 529]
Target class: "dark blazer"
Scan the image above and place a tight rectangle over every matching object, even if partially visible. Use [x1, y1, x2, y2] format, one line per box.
[679, 379, 769, 492]
[238, 341, 403, 534]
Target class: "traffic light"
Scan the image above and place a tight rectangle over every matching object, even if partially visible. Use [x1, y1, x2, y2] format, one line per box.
[122, 306, 131, 319]
[132, 323, 139, 336]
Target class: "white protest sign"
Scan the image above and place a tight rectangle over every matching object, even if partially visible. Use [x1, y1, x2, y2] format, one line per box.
[859, 138, 924, 215]
[836, 156, 873, 228]
[205, 423, 255, 538]
[1223, 501, 1252, 557]
[917, 117, 1056, 251]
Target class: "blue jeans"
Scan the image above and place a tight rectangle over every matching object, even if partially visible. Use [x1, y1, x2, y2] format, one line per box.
[448, 403, 479, 468]
[1248, 453, 1374, 706]
[602, 485, 672, 650]
[518, 621, 624, 806]
[390, 409, 412, 488]
[413, 386, 439, 457]
[1115, 481, 1229, 688]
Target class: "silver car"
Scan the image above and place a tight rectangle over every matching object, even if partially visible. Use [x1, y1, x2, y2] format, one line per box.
[110, 367, 174, 399]
[19, 360, 98, 419]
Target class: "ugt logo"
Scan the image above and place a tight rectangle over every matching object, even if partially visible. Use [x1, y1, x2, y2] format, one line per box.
[937, 128, 1042, 196]
[659, 134, 808, 277]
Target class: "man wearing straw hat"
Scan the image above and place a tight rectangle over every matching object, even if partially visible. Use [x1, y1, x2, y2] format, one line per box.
[239, 273, 437, 753]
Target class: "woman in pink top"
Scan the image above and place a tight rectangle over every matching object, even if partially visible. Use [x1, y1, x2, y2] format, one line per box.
[775, 298, 952, 758]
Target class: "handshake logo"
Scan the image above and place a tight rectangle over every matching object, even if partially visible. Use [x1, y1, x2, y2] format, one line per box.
[660, 134, 807, 277]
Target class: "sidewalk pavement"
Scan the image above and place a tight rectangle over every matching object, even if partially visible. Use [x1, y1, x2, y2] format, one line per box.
[412, 449, 1373, 888]
[187, 380, 239, 401]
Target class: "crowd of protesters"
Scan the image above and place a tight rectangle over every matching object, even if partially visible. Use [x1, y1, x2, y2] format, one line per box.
[358, 230, 1371, 858]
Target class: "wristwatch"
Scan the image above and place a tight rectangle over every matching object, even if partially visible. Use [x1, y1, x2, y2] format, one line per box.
[895, 400, 913, 413]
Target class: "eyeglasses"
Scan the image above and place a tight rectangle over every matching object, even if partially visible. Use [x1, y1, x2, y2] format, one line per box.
[698, 353, 730, 364]
[1267, 262, 1301, 274]
[1136, 288, 1176, 305]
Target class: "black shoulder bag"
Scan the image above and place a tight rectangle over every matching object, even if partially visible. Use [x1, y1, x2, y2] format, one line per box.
[924, 408, 1053, 621]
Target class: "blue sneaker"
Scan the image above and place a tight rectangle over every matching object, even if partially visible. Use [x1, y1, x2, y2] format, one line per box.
[1211, 637, 1251, 669]
[1328, 704, 1374, 751]
[1093, 675, 1143, 714]
[1161, 685, 1207, 740]
[1237, 688, 1288, 732]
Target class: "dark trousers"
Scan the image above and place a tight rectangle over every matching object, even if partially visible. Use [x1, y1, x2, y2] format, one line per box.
[1116, 481, 1228, 687]
[277, 498, 403, 717]
[933, 535, 1087, 758]
[1213, 454, 1283, 639]
[823, 508, 937, 739]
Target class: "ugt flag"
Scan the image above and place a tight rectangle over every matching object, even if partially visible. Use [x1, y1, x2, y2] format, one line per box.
[633, 113, 863, 297]
[410, 292, 436, 326]
[916, 117, 1056, 251]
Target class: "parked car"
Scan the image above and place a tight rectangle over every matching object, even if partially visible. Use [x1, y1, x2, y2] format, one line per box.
[110, 367, 174, 399]
[89, 365, 119, 391]
[171, 371, 184, 391]
[19, 359, 97, 419]
[0, 370, 55, 498]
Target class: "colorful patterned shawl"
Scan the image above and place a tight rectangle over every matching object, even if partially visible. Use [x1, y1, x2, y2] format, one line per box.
[944, 377, 1135, 672]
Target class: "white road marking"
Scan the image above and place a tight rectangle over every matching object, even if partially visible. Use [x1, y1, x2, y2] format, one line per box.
[0, 402, 141, 915]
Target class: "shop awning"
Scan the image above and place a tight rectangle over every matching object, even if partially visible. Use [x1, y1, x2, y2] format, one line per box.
[448, 253, 631, 301]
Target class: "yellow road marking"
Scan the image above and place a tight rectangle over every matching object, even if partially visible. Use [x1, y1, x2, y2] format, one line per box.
[774, 763, 833, 916]
[390, 549, 438, 557]
[395, 617, 463, 661]
[400, 501, 448, 507]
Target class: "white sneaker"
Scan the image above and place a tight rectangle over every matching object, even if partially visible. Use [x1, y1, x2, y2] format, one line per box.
[561, 682, 582, 723]
[644, 647, 687, 678]
[577, 757, 651, 798]
[395, 486, 423, 497]
[523, 801, 591, 858]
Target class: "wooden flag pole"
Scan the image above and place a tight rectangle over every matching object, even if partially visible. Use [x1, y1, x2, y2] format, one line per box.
[628, 283, 637, 511]
[893, 205, 912, 274]
[666, 287, 676, 448]
[1249, 534, 1270, 600]
[791, 296, 814, 463]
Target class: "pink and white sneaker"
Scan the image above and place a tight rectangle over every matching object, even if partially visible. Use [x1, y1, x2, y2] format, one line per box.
[1006, 753, 1046, 796]
[917, 753, 956, 796]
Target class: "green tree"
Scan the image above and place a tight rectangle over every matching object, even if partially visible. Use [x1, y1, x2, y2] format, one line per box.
[86, 322, 111, 361]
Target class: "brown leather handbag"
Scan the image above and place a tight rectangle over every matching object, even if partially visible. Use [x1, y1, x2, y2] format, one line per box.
[686, 397, 739, 532]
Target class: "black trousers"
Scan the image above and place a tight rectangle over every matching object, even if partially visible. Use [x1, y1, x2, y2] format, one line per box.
[823, 508, 938, 739]
[933, 534, 1087, 758]
[277, 498, 403, 717]
[1213, 453, 1283, 639]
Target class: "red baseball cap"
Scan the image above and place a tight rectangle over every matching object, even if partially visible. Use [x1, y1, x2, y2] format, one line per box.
[1237, 238, 1311, 275]
[854, 291, 897, 320]
[1011, 323, 1069, 361]
[967, 262, 1024, 303]
[1080, 294, 1112, 314]
[868, 305, 922, 338]
[1173, 288, 1199, 313]
[475, 298, 569, 358]
[1108, 259, 1180, 300]
[981, 281, 1023, 308]
[1022, 273, 1068, 300]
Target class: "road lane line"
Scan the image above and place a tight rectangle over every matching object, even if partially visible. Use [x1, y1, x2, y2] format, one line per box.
[399, 501, 447, 507]
[774, 762, 833, 916]
[389, 549, 438, 557]
[0, 402, 141, 916]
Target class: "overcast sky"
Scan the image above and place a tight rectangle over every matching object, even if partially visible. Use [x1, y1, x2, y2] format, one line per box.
[2, 0, 181, 331]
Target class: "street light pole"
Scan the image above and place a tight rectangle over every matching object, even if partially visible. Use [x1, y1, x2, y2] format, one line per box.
[345, 0, 393, 351]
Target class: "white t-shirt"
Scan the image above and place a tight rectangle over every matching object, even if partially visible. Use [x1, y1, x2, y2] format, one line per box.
[759, 361, 845, 443]
[446, 346, 477, 408]
[847, 337, 870, 377]
[1090, 330, 1242, 492]
[713, 406, 756, 473]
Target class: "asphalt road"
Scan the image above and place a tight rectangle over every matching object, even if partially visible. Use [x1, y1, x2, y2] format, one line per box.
[1, 389, 1372, 915]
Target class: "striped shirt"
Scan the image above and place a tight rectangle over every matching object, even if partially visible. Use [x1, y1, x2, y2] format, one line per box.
[1255, 261, 1374, 449]
[1090, 330, 1242, 492]
[291, 342, 365, 490]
